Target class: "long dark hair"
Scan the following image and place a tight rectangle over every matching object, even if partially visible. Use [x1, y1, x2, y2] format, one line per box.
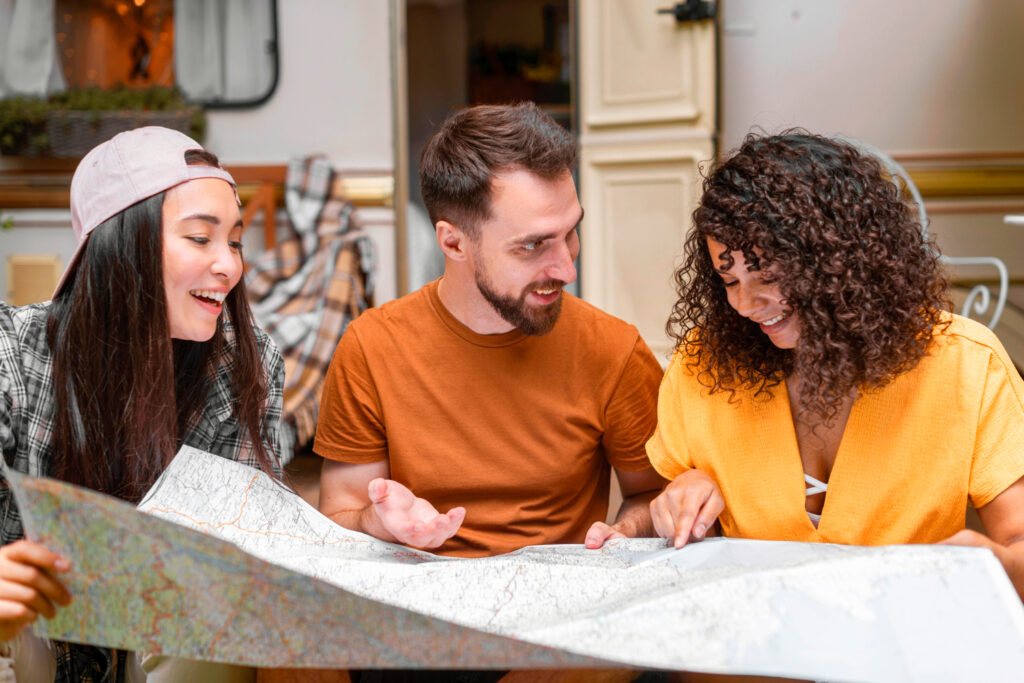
[668, 131, 950, 422]
[47, 155, 277, 502]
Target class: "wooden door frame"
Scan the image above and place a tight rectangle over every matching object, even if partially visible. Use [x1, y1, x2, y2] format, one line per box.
[391, 0, 410, 297]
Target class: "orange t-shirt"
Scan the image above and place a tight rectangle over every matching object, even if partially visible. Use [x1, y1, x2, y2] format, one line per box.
[314, 279, 663, 557]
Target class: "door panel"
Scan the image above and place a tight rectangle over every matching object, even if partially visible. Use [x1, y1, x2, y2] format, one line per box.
[579, 0, 716, 361]
[581, 0, 714, 127]
[580, 143, 712, 361]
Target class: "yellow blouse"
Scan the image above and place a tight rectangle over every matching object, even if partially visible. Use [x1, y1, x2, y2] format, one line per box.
[646, 314, 1024, 545]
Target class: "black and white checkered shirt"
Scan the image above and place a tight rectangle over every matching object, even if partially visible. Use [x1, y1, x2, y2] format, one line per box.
[0, 300, 285, 681]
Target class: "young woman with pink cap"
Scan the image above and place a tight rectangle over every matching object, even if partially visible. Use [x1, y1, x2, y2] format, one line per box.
[0, 127, 284, 681]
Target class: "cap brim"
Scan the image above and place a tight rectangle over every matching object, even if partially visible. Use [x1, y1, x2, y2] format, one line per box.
[51, 235, 89, 300]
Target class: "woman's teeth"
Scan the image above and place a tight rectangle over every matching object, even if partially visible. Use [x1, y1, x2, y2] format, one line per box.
[761, 313, 787, 326]
[190, 289, 226, 304]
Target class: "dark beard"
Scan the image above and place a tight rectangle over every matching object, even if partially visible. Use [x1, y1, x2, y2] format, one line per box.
[475, 272, 564, 336]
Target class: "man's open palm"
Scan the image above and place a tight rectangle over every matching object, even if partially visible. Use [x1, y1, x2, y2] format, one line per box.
[367, 478, 466, 549]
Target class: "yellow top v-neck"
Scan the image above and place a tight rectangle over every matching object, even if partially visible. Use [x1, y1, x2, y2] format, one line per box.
[647, 314, 1024, 545]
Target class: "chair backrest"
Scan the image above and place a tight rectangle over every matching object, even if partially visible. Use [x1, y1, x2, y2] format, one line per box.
[836, 136, 1008, 330]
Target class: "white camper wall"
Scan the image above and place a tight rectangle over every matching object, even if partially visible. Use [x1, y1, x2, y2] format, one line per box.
[720, 0, 1024, 152]
[205, 1, 393, 168]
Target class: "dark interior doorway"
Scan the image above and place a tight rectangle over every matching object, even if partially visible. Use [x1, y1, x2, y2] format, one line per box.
[403, 0, 576, 293]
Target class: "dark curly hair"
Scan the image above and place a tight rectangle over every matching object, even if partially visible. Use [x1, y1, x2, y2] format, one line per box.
[668, 131, 950, 423]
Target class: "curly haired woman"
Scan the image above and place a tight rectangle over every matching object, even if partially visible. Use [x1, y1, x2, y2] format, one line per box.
[647, 131, 1024, 598]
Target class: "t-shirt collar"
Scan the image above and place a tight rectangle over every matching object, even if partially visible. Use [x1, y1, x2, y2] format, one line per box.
[425, 278, 528, 348]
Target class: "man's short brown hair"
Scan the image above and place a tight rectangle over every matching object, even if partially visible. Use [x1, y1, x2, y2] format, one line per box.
[419, 102, 577, 237]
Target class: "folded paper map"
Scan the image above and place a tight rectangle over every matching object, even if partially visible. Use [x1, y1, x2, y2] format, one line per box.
[6, 446, 1024, 681]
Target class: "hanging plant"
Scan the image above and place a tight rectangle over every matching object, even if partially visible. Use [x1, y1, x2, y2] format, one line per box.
[0, 87, 204, 158]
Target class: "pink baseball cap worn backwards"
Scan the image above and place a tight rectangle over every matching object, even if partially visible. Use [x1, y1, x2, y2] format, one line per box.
[54, 126, 238, 298]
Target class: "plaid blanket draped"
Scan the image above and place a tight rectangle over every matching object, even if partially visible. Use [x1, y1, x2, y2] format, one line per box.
[246, 157, 374, 457]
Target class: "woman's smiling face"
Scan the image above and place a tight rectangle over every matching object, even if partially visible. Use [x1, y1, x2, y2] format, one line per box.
[161, 177, 243, 341]
[706, 236, 801, 349]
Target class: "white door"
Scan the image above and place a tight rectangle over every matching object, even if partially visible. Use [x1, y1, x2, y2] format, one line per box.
[578, 0, 717, 362]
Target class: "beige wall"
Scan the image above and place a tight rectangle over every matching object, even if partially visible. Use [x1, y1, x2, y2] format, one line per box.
[720, 0, 1024, 153]
[206, 0, 393, 168]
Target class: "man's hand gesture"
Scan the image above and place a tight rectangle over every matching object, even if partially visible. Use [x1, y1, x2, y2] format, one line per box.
[367, 478, 466, 549]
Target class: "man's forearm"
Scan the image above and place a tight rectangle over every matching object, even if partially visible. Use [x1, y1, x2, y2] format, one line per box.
[610, 490, 659, 538]
[324, 505, 398, 543]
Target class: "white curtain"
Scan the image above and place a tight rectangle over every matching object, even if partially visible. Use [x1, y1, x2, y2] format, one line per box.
[174, 0, 275, 102]
[0, 0, 65, 98]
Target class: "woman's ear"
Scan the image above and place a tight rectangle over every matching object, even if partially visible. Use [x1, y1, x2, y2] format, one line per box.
[436, 220, 469, 262]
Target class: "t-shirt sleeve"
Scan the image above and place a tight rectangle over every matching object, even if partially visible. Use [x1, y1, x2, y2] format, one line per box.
[313, 324, 389, 464]
[968, 342, 1024, 508]
[601, 335, 663, 471]
[645, 352, 695, 481]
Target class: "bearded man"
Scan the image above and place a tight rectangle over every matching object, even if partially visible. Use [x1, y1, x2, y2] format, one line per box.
[315, 102, 666, 559]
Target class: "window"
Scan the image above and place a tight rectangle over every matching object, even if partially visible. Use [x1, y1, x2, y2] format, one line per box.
[2, 0, 278, 107]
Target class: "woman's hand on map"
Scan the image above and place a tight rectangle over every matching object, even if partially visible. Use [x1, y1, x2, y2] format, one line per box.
[650, 469, 724, 549]
[0, 539, 72, 641]
[367, 478, 466, 550]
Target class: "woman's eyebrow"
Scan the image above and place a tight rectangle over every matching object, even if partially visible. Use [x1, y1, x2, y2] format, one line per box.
[178, 213, 221, 225]
[177, 214, 244, 229]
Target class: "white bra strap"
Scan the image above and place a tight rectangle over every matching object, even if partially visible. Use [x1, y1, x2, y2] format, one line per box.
[804, 473, 828, 496]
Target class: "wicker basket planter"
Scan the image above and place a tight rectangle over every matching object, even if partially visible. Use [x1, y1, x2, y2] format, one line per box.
[0, 89, 204, 158]
[44, 108, 202, 158]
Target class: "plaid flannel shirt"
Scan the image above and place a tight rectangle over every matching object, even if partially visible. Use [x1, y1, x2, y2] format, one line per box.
[0, 301, 285, 682]
[246, 156, 373, 449]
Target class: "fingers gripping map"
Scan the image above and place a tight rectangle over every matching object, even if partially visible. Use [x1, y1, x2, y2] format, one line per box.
[7, 446, 1024, 681]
